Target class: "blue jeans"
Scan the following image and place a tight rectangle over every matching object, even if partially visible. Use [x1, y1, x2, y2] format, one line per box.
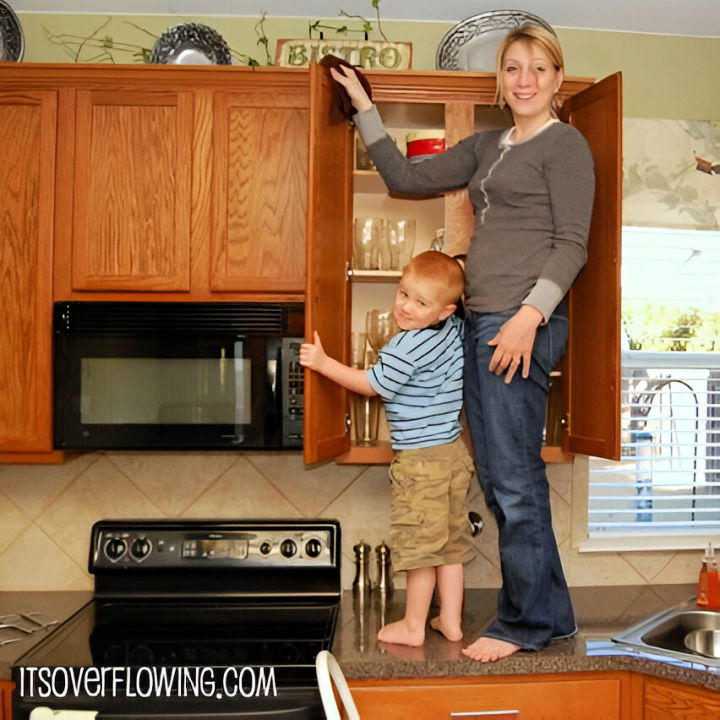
[464, 308, 576, 650]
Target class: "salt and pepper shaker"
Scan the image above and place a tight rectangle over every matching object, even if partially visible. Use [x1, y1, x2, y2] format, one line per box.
[352, 540, 372, 594]
[375, 540, 393, 593]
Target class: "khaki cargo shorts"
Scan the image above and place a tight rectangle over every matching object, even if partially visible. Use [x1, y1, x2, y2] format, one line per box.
[389, 436, 476, 572]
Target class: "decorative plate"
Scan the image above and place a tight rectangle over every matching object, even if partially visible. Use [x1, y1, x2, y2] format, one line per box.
[0, 0, 24, 62]
[436, 10, 555, 72]
[151, 23, 232, 66]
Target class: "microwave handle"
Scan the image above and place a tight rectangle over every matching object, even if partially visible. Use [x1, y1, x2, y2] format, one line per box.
[268, 347, 278, 399]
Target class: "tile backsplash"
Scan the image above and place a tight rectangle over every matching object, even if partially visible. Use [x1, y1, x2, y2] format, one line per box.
[0, 451, 697, 590]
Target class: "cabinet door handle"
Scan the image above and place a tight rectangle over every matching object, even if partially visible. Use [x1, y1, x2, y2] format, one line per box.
[450, 712, 520, 719]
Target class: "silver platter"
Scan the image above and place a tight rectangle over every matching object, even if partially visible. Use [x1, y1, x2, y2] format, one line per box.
[436, 10, 555, 72]
[0, 0, 24, 62]
[151, 23, 232, 66]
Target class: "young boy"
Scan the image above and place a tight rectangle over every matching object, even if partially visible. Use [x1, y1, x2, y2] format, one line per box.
[299, 251, 475, 647]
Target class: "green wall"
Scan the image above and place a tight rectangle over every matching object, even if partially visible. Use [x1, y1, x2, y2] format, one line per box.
[15, 13, 720, 119]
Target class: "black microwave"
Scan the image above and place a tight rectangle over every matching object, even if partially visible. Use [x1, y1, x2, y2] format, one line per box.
[53, 302, 304, 450]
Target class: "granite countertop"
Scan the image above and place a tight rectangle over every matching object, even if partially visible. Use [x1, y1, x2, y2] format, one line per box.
[0, 592, 92, 680]
[1, 586, 717, 692]
[333, 584, 720, 691]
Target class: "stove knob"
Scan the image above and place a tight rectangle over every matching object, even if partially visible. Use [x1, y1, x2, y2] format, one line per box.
[129, 645, 154, 665]
[280, 539, 297, 558]
[259, 541, 272, 555]
[305, 538, 323, 558]
[130, 537, 152, 560]
[103, 644, 126, 665]
[104, 537, 127, 561]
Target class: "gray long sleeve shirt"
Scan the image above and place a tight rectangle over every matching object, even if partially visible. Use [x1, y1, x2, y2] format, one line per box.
[354, 106, 595, 321]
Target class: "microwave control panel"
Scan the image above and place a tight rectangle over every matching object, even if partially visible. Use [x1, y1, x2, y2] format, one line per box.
[282, 338, 304, 447]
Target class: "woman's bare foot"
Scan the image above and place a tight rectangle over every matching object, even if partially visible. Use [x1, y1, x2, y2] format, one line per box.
[462, 637, 521, 662]
[430, 615, 463, 642]
[377, 620, 425, 647]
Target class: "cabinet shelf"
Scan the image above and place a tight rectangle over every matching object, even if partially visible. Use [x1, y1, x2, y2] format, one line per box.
[336, 441, 394, 465]
[348, 269, 402, 283]
[336, 443, 572, 465]
[353, 170, 388, 194]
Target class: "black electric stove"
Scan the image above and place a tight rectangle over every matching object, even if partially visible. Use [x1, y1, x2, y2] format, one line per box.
[12, 520, 341, 719]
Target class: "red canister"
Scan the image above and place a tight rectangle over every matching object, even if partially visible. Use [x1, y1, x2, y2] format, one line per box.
[406, 130, 446, 161]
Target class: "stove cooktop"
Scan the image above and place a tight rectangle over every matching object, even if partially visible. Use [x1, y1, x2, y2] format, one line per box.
[12, 520, 341, 720]
[16, 598, 339, 675]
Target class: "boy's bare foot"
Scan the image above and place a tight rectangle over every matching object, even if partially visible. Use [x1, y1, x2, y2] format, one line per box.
[377, 641, 426, 661]
[462, 637, 521, 662]
[377, 620, 425, 647]
[429, 616, 463, 642]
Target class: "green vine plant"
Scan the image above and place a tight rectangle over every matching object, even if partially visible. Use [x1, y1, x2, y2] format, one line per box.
[309, 0, 388, 41]
[43, 18, 153, 63]
[43, 3, 384, 66]
[43, 14, 267, 66]
[253, 11, 272, 66]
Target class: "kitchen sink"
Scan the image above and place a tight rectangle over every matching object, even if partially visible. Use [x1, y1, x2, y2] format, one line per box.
[612, 603, 720, 667]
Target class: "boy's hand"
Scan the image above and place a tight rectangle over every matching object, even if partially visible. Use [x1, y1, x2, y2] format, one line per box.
[300, 331, 328, 372]
[299, 331, 377, 397]
[329, 66, 373, 113]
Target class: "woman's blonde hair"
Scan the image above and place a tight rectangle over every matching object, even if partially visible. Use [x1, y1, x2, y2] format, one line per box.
[494, 23, 564, 112]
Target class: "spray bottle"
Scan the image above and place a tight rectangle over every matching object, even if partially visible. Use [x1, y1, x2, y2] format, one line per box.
[697, 542, 717, 608]
[707, 544, 720, 611]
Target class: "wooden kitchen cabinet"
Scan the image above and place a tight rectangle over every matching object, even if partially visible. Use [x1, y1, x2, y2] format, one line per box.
[0, 65, 310, 461]
[348, 672, 629, 719]
[48, 66, 310, 301]
[303, 60, 355, 462]
[65, 81, 306, 296]
[0, 680, 12, 720]
[0, 89, 61, 461]
[67, 88, 194, 292]
[209, 85, 308, 294]
[0, 64, 621, 464]
[304, 66, 622, 465]
[642, 676, 720, 719]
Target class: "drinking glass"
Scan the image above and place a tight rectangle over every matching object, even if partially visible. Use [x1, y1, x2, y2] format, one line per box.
[366, 309, 400, 355]
[351, 332, 368, 369]
[352, 394, 381, 446]
[353, 217, 384, 270]
[384, 219, 416, 271]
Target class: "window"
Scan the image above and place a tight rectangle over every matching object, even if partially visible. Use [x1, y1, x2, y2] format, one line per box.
[585, 226, 720, 550]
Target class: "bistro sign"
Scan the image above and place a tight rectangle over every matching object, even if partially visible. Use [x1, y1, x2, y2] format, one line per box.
[275, 39, 412, 70]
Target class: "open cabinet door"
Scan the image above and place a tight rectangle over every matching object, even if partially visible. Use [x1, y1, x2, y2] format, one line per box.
[561, 73, 622, 460]
[303, 63, 354, 464]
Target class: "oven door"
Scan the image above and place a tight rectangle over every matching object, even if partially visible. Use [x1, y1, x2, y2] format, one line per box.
[54, 313, 288, 450]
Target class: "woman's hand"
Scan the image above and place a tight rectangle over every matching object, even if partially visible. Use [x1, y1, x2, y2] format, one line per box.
[300, 331, 328, 372]
[487, 305, 544, 384]
[329, 66, 373, 113]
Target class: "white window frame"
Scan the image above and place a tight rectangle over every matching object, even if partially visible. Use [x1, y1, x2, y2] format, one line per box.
[573, 226, 720, 552]
[573, 352, 720, 553]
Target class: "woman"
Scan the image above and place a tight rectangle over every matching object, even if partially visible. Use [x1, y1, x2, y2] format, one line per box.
[331, 23, 594, 662]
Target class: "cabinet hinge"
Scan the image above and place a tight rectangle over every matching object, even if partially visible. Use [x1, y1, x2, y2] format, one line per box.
[345, 262, 352, 281]
[345, 413, 351, 433]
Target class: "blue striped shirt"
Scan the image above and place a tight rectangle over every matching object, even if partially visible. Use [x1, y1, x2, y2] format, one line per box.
[366, 314, 464, 450]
